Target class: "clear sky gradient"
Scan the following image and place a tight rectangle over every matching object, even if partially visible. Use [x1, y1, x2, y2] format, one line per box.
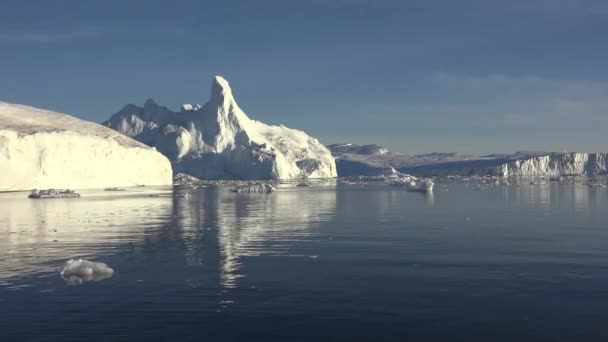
[1, 0, 606, 154]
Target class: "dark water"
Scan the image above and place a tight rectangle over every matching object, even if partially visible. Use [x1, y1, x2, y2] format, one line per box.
[1, 181, 608, 341]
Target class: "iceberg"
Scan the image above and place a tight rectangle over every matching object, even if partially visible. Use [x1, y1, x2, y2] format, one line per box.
[103, 76, 337, 180]
[0, 101, 173, 192]
[60, 259, 114, 285]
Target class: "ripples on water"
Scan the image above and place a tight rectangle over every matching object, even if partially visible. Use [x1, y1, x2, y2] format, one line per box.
[1, 181, 608, 341]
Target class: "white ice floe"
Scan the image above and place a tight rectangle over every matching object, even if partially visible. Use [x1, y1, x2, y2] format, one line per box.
[230, 182, 276, 193]
[0, 101, 173, 192]
[391, 176, 434, 192]
[60, 259, 114, 285]
[103, 76, 337, 180]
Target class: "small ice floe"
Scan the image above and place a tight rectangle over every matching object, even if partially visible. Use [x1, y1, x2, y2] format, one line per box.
[391, 177, 434, 192]
[60, 259, 114, 285]
[104, 187, 125, 191]
[296, 182, 311, 187]
[230, 182, 276, 193]
[406, 179, 434, 191]
[549, 176, 564, 182]
[28, 189, 80, 199]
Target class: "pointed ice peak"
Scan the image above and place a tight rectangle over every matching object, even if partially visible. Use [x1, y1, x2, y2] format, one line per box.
[211, 75, 233, 103]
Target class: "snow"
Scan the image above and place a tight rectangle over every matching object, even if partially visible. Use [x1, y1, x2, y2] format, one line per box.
[181, 104, 202, 111]
[60, 259, 114, 285]
[103, 76, 337, 180]
[0, 101, 173, 192]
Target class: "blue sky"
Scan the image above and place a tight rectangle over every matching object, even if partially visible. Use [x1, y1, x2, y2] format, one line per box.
[1, 0, 607, 154]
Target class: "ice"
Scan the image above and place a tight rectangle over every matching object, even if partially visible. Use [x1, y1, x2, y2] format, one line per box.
[60, 259, 114, 285]
[230, 182, 276, 193]
[103, 187, 126, 191]
[28, 189, 81, 198]
[181, 103, 202, 111]
[0, 101, 173, 192]
[103, 76, 337, 180]
[391, 176, 434, 191]
[329, 143, 608, 178]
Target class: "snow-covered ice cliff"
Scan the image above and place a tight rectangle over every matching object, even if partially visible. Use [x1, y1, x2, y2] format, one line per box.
[495, 153, 608, 177]
[103, 76, 336, 180]
[328, 143, 607, 178]
[0, 101, 173, 192]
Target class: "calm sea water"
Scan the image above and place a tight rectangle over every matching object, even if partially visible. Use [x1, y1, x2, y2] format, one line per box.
[1, 181, 608, 341]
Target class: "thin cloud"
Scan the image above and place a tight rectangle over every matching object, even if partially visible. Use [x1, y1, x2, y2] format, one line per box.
[0, 27, 103, 43]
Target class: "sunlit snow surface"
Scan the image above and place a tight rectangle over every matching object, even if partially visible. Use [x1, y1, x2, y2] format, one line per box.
[0, 101, 173, 191]
[103, 76, 336, 180]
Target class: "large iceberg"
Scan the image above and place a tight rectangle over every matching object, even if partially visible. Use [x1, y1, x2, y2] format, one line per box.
[103, 76, 337, 180]
[0, 101, 173, 192]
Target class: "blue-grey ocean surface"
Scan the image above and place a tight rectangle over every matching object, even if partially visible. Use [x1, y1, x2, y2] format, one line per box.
[1, 180, 608, 341]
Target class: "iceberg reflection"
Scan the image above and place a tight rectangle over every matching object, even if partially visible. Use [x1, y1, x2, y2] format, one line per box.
[173, 187, 337, 288]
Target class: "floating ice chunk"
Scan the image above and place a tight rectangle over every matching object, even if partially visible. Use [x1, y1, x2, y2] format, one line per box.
[28, 189, 81, 199]
[404, 179, 434, 191]
[391, 177, 434, 191]
[230, 182, 276, 193]
[60, 259, 114, 285]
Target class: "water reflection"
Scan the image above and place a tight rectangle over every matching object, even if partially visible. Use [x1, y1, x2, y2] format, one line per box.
[505, 180, 607, 215]
[2, 181, 605, 292]
[173, 187, 337, 288]
[0, 189, 173, 284]
[62, 272, 114, 286]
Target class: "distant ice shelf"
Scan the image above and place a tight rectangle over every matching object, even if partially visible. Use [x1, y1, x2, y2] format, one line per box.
[328, 144, 608, 177]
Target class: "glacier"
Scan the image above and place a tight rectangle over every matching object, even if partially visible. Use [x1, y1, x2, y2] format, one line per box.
[0, 101, 173, 192]
[329, 143, 607, 178]
[495, 153, 608, 177]
[103, 76, 337, 180]
[399, 152, 608, 177]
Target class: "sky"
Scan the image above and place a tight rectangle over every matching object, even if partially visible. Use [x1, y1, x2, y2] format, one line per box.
[0, 0, 607, 154]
